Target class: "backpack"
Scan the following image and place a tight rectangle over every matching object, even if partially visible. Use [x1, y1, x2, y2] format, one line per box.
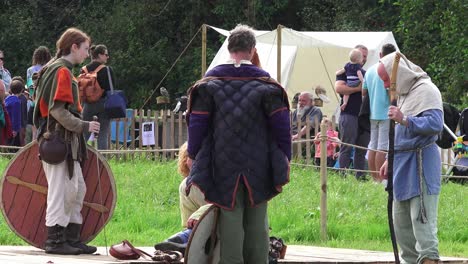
[78, 64, 106, 103]
[436, 103, 460, 149]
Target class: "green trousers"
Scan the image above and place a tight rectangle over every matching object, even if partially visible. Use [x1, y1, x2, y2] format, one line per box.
[218, 184, 269, 264]
[393, 182, 439, 264]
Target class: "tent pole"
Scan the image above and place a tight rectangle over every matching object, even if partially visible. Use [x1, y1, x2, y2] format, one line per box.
[201, 24, 207, 77]
[276, 24, 282, 84]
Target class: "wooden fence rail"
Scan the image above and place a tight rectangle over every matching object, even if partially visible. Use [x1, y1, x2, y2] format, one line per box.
[0, 109, 457, 168]
[104, 109, 326, 161]
[105, 109, 187, 160]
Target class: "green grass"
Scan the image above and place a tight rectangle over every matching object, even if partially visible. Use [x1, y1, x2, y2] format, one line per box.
[0, 158, 467, 257]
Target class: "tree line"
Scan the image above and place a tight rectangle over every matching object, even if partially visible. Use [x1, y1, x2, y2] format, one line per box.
[0, 0, 466, 109]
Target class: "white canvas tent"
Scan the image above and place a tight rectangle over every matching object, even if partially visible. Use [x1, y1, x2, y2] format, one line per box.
[207, 25, 399, 117]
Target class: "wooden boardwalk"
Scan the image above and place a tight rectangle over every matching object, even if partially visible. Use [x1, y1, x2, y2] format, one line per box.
[0, 245, 467, 264]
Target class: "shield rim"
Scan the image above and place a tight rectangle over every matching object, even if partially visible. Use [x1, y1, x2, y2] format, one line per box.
[0, 141, 117, 248]
[184, 205, 219, 264]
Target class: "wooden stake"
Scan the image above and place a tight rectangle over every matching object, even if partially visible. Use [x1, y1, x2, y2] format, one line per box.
[320, 121, 328, 241]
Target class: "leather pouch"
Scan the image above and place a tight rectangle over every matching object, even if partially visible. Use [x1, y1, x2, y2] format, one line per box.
[39, 130, 68, 165]
[109, 240, 152, 260]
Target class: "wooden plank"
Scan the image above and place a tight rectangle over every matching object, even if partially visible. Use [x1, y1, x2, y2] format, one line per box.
[178, 112, 183, 148]
[305, 120, 311, 165]
[138, 109, 144, 160]
[0, 245, 467, 264]
[154, 110, 160, 160]
[162, 110, 167, 161]
[153, 111, 158, 160]
[123, 116, 129, 161]
[146, 109, 152, 160]
[115, 120, 121, 160]
[296, 118, 302, 160]
[170, 111, 175, 159]
[130, 110, 136, 160]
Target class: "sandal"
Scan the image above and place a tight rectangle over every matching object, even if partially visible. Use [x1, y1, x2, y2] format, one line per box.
[269, 236, 287, 260]
[152, 249, 183, 263]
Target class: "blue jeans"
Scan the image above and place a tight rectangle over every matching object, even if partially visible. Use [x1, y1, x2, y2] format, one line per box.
[338, 113, 369, 178]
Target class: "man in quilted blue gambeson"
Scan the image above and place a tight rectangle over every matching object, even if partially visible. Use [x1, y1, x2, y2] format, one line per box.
[185, 24, 291, 264]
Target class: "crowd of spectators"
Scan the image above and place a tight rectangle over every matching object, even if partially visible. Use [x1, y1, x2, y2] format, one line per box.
[0, 48, 51, 148]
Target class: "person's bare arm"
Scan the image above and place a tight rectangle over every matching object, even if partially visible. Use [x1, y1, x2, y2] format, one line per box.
[335, 80, 362, 95]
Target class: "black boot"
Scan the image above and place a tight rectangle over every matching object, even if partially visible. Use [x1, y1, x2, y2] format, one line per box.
[45, 225, 82, 255]
[65, 223, 97, 254]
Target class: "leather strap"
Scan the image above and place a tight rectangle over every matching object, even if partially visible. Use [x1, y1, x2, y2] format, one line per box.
[81, 64, 106, 75]
[123, 239, 153, 260]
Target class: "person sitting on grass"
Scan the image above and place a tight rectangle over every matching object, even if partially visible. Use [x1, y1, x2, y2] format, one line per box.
[154, 142, 211, 254]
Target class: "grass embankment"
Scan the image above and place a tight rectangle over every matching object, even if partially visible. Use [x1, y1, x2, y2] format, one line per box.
[0, 158, 466, 257]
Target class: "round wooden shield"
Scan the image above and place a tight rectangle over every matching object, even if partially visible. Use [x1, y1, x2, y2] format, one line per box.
[184, 205, 220, 264]
[0, 141, 117, 249]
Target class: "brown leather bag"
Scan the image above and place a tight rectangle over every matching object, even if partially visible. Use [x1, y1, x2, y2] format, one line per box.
[110, 240, 183, 262]
[38, 130, 68, 165]
[109, 240, 152, 260]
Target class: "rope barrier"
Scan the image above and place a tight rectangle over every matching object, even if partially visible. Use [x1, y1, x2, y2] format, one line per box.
[293, 136, 387, 154]
[0, 136, 466, 180]
[290, 162, 468, 179]
[0, 145, 22, 149]
[441, 161, 468, 170]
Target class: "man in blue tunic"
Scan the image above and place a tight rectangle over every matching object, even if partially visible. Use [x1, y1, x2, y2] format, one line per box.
[379, 52, 443, 264]
[185, 24, 291, 263]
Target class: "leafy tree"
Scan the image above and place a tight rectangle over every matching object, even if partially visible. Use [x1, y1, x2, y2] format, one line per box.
[396, 0, 467, 107]
[0, 0, 465, 110]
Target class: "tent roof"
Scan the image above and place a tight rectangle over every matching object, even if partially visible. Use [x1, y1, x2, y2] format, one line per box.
[207, 25, 399, 117]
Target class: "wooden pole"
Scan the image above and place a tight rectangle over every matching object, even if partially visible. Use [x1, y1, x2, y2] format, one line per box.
[276, 24, 282, 84]
[319, 121, 328, 241]
[201, 24, 207, 77]
[305, 120, 311, 165]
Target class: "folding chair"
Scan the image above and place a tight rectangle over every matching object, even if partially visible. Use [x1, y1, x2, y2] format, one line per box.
[110, 109, 138, 147]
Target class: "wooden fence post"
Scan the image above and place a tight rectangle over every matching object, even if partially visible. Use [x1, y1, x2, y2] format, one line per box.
[146, 109, 152, 160]
[138, 109, 144, 159]
[296, 118, 302, 160]
[305, 119, 311, 164]
[131, 109, 136, 160]
[170, 111, 175, 159]
[320, 120, 328, 241]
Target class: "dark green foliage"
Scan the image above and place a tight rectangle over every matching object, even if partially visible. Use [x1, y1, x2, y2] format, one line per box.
[0, 0, 466, 109]
[395, 0, 467, 106]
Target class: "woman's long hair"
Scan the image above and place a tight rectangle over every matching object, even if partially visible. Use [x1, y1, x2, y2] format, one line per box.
[55, 27, 91, 58]
[36, 28, 91, 92]
[90, 44, 108, 60]
[32, 46, 52, 66]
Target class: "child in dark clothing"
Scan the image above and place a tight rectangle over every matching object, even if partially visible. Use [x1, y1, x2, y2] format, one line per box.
[5, 78, 23, 146]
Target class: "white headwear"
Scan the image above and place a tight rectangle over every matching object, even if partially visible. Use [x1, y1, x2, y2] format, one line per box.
[380, 52, 442, 117]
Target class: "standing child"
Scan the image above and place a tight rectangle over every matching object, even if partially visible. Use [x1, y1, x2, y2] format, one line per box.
[337, 49, 365, 111]
[0, 80, 14, 145]
[33, 27, 100, 255]
[5, 78, 23, 146]
[314, 118, 339, 167]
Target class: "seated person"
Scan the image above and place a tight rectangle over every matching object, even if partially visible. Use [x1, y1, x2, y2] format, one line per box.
[291, 92, 323, 140]
[154, 142, 211, 254]
[336, 49, 365, 111]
